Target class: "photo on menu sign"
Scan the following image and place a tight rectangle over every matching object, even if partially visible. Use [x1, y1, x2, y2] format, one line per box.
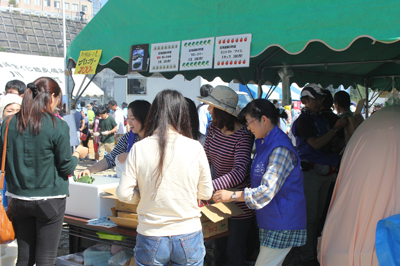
[128, 44, 149, 72]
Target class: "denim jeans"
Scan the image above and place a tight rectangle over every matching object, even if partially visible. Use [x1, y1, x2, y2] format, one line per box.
[134, 230, 205, 266]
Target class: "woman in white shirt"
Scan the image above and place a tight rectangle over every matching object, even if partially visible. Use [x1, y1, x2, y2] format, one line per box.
[116, 89, 213, 266]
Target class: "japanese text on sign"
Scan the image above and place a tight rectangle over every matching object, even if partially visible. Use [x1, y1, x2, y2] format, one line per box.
[150, 41, 180, 73]
[180, 37, 214, 71]
[214, 34, 251, 69]
[74, 50, 102, 75]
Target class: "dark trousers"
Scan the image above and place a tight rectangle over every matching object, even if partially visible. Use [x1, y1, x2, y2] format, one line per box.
[300, 169, 334, 263]
[215, 217, 253, 266]
[12, 198, 66, 266]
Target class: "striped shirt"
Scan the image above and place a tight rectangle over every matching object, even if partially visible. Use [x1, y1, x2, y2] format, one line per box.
[105, 132, 139, 168]
[204, 124, 255, 219]
[244, 146, 306, 249]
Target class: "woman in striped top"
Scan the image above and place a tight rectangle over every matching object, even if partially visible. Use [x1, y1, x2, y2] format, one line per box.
[77, 100, 150, 177]
[198, 85, 254, 266]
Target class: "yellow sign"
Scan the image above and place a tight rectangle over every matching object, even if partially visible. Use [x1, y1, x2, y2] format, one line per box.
[74, 50, 102, 75]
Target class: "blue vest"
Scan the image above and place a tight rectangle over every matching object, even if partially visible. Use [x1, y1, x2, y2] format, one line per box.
[292, 112, 338, 166]
[251, 125, 306, 230]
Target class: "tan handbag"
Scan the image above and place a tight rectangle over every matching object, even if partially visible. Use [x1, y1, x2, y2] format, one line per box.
[0, 116, 15, 244]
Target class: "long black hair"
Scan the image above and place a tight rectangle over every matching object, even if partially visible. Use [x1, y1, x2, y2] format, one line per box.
[144, 90, 192, 188]
[185, 97, 199, 140]
[128, 100, 151, 131]
[17, 77, 62, 134]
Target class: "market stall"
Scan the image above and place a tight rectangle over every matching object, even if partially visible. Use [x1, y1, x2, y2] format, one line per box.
[66, 0, 400, 106]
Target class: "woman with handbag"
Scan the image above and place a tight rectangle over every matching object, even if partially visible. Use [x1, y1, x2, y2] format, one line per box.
[116, 90, 213, 266]
[0, 77, 88, 266]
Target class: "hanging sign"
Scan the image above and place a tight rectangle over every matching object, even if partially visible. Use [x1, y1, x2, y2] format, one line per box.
[149, 41, 180, 72]
[128, 44, 149, 72]
[180, 37, 214, 71]
[74, 50, 102, 75]
[214, 34, 251, 69]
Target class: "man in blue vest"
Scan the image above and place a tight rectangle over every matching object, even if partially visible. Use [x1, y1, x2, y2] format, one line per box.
[292, 84, 347, 266]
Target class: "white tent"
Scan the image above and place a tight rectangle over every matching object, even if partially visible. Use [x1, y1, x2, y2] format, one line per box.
[0, 52, 103, 97]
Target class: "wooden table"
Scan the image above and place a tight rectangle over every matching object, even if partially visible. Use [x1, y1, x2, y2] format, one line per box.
[63, 215, 229, 253]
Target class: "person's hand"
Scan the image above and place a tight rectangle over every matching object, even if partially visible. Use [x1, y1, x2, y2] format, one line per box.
[213, 190, 234, 203]
[117, 153, 129, 163]
[102, 131, 110, 136]
[334, 117, 348, 130]
[76, 169, 91, 179]
[75, 145, 89, 159]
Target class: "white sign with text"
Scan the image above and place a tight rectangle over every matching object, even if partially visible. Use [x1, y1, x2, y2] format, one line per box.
[150, 41, 180, 72]
[180, 37, 214, 71]
[214, 34, 252, 69]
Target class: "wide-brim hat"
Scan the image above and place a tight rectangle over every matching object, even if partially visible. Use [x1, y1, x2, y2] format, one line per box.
[301, 83, 325, 99]
[197, 85, 238, 117]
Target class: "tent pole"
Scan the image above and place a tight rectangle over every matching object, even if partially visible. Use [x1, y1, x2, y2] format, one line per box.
[236, 69, 254, 100]
[74, 75, 87, 101]
[365, 79, 369, 118]
[355, 83, 363, 99]
[75, 74, 97, 103]
[266, 85, 277, 99]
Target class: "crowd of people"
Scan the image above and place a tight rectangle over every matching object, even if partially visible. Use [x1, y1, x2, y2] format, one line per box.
[0, 77, 395, 266]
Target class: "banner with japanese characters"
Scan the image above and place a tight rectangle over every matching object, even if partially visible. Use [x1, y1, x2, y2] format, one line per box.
[0, 52, 103, 97]
[214, 34, 252, 69]
[74, 49, 102, 75]
[180, 37, 214, 71]
[149, 41, 180, 72]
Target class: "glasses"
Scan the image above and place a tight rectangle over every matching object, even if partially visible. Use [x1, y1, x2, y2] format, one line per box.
[245, 119, 258, 127]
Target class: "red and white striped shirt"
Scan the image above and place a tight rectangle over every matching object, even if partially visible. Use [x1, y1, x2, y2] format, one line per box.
[204, 124, 255, 219]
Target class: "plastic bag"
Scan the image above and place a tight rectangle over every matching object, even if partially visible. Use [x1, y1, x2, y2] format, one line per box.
[108, 249, 135, 266]
[375, 214, 400, 266]
[83, 243, 112, 266]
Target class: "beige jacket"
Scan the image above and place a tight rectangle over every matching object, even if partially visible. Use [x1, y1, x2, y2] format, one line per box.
[116, 127, 213, 236]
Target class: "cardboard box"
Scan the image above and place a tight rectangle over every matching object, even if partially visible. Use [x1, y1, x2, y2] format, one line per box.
[103, 189, 139, 229]
[118, 211, 139, 221]
[102, 188, 244, 236]
[200, 202, 243, 238]
[115, 200, 138, 213]
[66, 175, 120, 219]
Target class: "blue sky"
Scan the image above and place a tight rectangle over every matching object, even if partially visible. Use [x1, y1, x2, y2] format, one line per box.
[101, 0, 108, 6]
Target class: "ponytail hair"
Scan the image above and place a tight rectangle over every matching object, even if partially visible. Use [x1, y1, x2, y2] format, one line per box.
[17, 77, 62, 134]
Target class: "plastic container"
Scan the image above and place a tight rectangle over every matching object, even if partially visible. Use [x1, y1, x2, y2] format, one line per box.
[65, 175, 120, 219]
[96, 231, 126, 241]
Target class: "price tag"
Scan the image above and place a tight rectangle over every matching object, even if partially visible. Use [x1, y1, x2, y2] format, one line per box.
[214, 34, 251, 69]
[74, 50, 102, 75]
[149, 41, 180, 73]
[180, 37, 214, 71]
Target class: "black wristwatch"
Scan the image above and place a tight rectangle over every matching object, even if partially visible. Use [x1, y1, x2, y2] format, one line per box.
[332, 127, 338, 133]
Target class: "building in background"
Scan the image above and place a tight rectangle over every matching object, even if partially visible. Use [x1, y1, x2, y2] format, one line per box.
[0, 0, 94, 21]
[91, 0, 101, 17]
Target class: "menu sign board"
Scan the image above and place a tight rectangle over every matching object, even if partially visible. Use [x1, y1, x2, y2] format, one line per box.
[149, 41, 180, 73]
[74, 50, 102, 75]
[180, 37, 214, 71]
[214, 34, 251, 69]
[128, 44, 149, 72]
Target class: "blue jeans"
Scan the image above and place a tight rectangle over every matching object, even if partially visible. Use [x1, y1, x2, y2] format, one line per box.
[134, 230, 205, 266]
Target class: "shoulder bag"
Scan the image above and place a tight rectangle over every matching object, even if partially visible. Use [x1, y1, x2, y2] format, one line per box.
[0, 116, 15, 244]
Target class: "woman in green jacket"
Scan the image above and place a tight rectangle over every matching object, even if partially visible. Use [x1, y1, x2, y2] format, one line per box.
[0, 77, 88, 266]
